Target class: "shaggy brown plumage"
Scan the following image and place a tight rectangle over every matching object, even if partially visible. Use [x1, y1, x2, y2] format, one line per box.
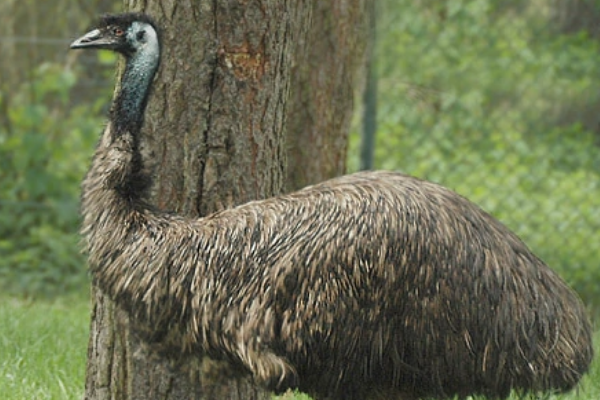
[72, 13, 593, 400]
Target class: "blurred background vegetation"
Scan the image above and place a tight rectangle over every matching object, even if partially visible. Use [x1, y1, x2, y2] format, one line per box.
[352, 0, 600, 313]
[0, 0, 599, 315]
[0, 0, 116, 296]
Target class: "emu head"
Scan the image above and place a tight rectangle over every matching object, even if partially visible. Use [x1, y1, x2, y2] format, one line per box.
[70, 13, 159, 59]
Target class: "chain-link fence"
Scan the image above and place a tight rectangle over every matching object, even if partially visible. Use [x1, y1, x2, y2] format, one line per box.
[0, 1, 115, 296]
[349, 0, 600, 308]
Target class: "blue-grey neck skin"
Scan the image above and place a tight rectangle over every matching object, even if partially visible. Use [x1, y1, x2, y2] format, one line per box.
[112, 22, 160, 135]
[113, 57, 157, 133]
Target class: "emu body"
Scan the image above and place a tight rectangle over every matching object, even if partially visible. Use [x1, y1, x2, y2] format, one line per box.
[72, 13, 593, 400]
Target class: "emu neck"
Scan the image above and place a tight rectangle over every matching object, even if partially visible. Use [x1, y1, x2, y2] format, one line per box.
[86, 48, 159, 208]
[112, 51, 158, 135]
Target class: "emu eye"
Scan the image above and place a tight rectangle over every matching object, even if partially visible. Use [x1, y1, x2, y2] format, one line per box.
[113, 27, 124, 36]
[136, 31, 145, 40]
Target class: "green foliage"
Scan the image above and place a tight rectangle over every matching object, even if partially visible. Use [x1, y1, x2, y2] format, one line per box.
[350, 0, 600, 308]
[0, 62, 105, 297]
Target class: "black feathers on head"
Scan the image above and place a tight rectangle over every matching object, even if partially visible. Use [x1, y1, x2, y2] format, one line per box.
[96, 12, 158, 32]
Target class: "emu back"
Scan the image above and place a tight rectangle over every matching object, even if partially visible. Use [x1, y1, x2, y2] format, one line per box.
[181, 171, 593, 399]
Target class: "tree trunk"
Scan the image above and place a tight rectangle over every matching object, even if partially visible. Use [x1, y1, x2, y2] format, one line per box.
[285, 0, 369, 191]
[84, 1, 311, 399]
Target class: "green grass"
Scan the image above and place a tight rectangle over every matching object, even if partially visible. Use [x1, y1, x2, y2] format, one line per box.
[0, 295, 89, 400]
[0, 295, 597, 400]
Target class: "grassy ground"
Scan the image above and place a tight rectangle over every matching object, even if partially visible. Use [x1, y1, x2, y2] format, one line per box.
[0, 296, 597, 400]
[0, 295, 89, 400]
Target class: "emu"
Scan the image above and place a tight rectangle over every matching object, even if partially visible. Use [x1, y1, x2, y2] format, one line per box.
[71, 13, 593, 400]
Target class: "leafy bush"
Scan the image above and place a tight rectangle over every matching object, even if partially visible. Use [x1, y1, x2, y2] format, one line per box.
[350, 0, 600, 308]
[0, 62, 106, 297]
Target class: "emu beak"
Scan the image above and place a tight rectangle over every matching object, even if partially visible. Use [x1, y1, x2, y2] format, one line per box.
[70, 29, 114, 50]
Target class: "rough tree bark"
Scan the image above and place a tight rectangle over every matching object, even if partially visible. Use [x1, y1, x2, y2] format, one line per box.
[84, 1, 311, 399]
[285, 0, 369, 191]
